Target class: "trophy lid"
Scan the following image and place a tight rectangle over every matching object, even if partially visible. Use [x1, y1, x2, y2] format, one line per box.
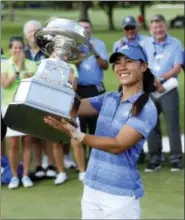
[34, 18, 93, 63]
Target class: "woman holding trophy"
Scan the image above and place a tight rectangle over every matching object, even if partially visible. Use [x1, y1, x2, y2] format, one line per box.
[44, 43, 157, 219]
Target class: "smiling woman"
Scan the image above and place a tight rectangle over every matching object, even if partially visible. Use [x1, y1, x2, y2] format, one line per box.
[44, 43, 158, 220]
[1, 37, 37, 190]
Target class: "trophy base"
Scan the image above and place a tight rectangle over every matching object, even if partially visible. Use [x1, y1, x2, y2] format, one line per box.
[4, 103, 71, 143]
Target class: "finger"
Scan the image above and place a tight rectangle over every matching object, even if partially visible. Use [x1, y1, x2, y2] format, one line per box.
[44, 117, 70, 133]
[46, 117, 67, 129]
[48, 116, 62, 124]
[44, 118, 52, 124]
[44, 118, 56, 127]
[44, 117, 60, 127]
[48, 120, 62, 130]
[61, 118, 68, 124]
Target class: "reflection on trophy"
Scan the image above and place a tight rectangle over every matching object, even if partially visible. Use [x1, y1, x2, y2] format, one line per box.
[4, 18, 93, 143]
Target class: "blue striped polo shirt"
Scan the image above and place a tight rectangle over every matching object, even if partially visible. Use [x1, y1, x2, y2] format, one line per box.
[83, 91, 157, 198]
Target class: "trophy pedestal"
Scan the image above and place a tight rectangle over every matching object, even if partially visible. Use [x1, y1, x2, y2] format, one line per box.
[4, 78, 80, 143]
[4, 104, 70, 143]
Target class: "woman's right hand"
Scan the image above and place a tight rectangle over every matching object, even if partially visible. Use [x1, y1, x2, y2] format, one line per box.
[16, 51, 25, 71]
[44, 117, 85, 143]
[154, 79, 165, 93]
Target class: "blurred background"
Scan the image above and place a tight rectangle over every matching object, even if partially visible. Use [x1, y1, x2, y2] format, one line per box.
[1, 1, 184, 219]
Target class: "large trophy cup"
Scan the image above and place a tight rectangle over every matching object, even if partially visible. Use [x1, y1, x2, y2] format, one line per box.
[4, 18, 92, 143]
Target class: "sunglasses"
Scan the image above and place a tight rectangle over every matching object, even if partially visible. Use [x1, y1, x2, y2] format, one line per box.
[124, 26, 136, 31]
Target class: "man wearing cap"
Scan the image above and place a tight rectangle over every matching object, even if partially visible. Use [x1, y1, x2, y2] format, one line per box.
[144, 14, 183, 172]
[112, 16, 148, 53]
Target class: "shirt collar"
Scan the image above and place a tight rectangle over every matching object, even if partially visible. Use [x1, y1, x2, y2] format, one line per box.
[152, 34, 170, 45]
[118, 90, 144, 104]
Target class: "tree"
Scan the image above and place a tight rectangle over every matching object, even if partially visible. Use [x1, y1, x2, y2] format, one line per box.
[8, 1, 14, 22]
[139, 2, 153, 30]
[79, 1, 93, 20]
[99, 1, 118, 30]
[51, 1, 73, 10]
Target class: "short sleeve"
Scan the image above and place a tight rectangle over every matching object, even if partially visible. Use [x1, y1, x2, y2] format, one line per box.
[174, 42, 183, 66]
[1, 60, 9, 74]
[96, 41, 108, 61]
[88, 93, 107, 112]
[126, 100, 157, 138]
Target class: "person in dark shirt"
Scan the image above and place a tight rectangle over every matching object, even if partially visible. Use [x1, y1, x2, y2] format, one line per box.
[23, 20, 46, 63]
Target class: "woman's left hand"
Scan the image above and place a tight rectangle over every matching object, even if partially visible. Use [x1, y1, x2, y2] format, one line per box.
[44, 116, 85, 143]
[44, 116, 72, 136]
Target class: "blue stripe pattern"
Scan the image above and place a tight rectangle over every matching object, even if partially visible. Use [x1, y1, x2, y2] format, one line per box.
[83, 92, 157, 198]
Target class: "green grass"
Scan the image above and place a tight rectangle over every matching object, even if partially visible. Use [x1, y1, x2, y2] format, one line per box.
[1, 165, 184, 219]
[1, 6, 184, 219]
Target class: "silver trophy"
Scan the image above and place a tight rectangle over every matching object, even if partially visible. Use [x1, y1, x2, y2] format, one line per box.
[4, 18, 93, 143]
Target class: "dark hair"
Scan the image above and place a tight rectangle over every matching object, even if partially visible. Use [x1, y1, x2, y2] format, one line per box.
[131, 67, 156, 116]
[9, 36, 24, 49]
[78, 18, 92, 26]
[151, 14, 166, 23]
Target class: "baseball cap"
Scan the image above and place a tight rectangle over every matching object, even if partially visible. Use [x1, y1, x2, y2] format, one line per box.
[151, 14, 166, 23]
[109, 43, 148, 63]
[122, 16, 137, 29]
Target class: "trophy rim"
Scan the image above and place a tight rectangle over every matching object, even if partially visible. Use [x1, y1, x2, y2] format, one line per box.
[34, 18, 93, 61]
[36, 27, 87, 44]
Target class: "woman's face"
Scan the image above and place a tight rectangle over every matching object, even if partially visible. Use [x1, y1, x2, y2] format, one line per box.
[114, 55, 147, 86]
[10, 40, 24, 57]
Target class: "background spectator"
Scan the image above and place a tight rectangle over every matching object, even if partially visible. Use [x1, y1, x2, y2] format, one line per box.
[144, 14, 183, 172]
[76, 18, 109, 160]
[23, 20, 57, 179]
[24, 20, 46, 63]
[112, 16, 148, 53]
[1, 37, 37, 189]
